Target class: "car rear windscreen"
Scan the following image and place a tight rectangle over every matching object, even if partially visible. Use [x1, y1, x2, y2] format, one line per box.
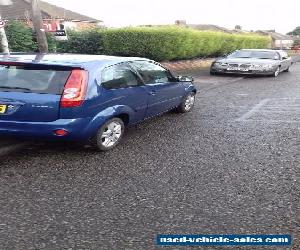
[0, 63, 72, 94]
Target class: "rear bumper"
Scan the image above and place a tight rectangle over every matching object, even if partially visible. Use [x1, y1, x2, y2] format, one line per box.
[0, 117, 98, 141]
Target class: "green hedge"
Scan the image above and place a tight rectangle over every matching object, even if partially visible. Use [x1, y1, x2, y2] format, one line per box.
[56, 29, 103, 54]
[2, 22, 271, 61]
[100, 27, 271, 61]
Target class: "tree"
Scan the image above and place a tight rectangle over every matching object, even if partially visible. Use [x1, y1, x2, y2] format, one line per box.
[287, 26, 300, 36]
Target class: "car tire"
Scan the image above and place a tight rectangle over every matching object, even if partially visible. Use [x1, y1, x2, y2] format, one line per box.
[210, 71, 220, 76]
[92, 118, 125, 151]
[272, 67, 280, 77]
[176, 92, 195, 113]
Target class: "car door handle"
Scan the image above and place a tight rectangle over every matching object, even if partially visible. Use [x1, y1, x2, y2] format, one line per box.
[149, 91, 156, 96]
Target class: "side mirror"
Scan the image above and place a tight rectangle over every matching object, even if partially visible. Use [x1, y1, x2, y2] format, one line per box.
[176, 75, 194, 82]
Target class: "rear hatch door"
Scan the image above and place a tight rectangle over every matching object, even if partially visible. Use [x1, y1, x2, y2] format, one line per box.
[0, 63, 71, 122]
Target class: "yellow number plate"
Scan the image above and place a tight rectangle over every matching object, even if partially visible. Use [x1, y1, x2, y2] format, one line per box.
[0, 105, 7, 114]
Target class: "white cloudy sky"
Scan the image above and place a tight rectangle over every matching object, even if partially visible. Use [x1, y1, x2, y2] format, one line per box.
[45, 0, 299, 34]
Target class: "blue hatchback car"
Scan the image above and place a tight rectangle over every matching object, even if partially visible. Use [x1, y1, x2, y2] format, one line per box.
[0, 54, 196, 151]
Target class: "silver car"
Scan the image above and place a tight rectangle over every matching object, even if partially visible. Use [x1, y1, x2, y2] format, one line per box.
[210, 49, 292, 77]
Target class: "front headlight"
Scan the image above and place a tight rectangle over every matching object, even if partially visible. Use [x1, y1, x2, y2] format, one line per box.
[250, 64, 273, 70]
[214, 62, 228, 67]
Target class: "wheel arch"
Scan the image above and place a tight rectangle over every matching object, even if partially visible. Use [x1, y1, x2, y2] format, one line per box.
[115, 113, 130, 126]
[83, 105, 134, 139]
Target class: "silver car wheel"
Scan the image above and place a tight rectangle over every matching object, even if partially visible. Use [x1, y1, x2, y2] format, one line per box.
[184, 94, 195, 111]
[101, 121, 122, 148]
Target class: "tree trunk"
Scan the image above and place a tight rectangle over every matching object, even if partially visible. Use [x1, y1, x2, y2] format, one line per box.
[0, 15, 9, 53]
[31, 0, 48, 53]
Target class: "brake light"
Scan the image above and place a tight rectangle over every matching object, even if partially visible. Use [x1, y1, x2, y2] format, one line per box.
[60, 69, 88, 108]
[0, 62, 23, 66]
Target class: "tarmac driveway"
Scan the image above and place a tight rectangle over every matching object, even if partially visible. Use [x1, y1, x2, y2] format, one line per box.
[0, 64, 299, 249]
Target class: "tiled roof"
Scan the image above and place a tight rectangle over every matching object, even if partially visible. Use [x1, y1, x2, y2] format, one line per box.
[188, 24, 233, 34]
[257, 30, 293, 40]
[0, 0, 101, 22]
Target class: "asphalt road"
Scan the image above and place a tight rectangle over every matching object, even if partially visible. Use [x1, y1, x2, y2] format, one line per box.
[1, 65, 300, 250]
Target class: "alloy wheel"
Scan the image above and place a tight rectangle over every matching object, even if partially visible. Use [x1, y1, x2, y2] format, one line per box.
[101, 121, 123, 148]
[274, 67, 280, 77]
[184, 94, 195, 111]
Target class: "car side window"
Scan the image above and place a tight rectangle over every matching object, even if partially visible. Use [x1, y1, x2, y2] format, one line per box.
[101, 63, 142, 90]
[131, 61, 174, 85]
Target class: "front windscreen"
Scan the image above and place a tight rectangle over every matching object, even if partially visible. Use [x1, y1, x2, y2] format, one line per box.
[228, 50, 280, 60]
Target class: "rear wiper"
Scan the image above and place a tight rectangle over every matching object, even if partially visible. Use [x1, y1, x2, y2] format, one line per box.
[0, 86, 32, 91]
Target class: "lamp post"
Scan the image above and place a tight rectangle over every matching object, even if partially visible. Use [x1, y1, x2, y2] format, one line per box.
[0, 0, 12, 53]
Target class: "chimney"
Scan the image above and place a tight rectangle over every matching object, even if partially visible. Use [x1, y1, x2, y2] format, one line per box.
[175, 20, 186, 26]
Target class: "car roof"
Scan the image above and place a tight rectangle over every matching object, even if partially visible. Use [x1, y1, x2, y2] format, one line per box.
[0, 53, 150, 69]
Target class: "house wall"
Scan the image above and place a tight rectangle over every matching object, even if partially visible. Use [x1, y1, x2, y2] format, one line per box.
[72, 22, 98, 30]
[18, 20, 61, 31]
[273, 39, 294, 49]
[16, 19, 98, 31]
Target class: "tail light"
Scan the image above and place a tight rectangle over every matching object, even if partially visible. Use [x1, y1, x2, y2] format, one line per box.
[0, 62, 23, 66]
[60, 69, 88, 108]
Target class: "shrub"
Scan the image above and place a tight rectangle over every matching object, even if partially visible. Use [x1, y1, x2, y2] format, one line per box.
[31, 31, 57, 52]
[4, 21, 37, 52]
[45, 32, 57, 52]
[56, 29, 104, 54]
[2, 21, 57, 53]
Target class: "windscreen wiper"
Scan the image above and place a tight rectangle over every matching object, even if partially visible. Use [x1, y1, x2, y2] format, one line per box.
[0, 86, 32, 91]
